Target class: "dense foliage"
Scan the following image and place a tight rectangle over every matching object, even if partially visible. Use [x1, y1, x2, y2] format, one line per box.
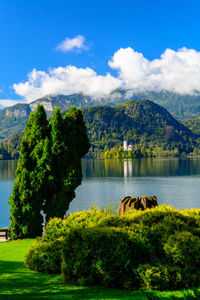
[183, 117, 200, 136]
[25, 207, 111, 272]
[82, 100, 194, 158]
[9, 104, 90, 239]
[62, 227, 150, 289]
[25, 205, 200, 290]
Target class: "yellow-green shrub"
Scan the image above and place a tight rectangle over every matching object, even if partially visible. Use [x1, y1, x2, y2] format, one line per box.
[25, 204, 200, 290]
[45, 206, 111, 241]
[25, 207, 112, 273]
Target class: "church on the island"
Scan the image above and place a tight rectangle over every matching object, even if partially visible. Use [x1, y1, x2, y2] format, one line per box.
[123, 140, 134, 151]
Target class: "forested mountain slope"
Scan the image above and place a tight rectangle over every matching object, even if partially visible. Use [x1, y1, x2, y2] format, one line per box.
[0, 99, 196, 159]
[81, 100, 194, 156]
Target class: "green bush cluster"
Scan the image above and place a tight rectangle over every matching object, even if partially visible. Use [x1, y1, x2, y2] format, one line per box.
[25, 207, 111, 272]
[25, 238, 62, 273]
[25, 205, 200, 290]
[62, 227, 151, 289]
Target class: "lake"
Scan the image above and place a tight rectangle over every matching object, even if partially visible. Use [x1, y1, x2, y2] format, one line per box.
[1, 158, 200, 227]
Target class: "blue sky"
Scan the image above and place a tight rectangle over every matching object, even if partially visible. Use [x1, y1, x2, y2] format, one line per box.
[1, 0, 200, 106]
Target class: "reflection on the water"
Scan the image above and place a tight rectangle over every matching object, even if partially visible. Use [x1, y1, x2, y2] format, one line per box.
[2, 157, 200, 181]
[0, 160, 17, 181]
[1, 158, 200, 227]
[82, 158, 200, 177]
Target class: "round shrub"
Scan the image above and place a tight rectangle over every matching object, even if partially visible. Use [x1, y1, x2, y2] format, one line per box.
[145, 216, 199, 258]
[163, 231, 200, 288]
[25, 237, 62, 273]
[61, 226, 152, 289]
[24, 205, 200, 290]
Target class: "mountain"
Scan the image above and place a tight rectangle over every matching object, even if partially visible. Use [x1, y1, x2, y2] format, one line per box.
[0, 99, 194, 159]
[0, 94, 110, 139]
[29, 94, 97, 111]
[103, 90, 200, 120]
[1, 90, 200, 140]
[26, 90, 200, 121]
[124, 91, 200, 120]
[0, 103, 31, 139]
[81, 100, 194, 157]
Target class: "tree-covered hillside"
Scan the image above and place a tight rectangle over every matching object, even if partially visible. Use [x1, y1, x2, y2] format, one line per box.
[130, 91, 200, 120]
[182, 117, 200, 136]
[82, 100, 194, 157]
[0, 100, 196, 159]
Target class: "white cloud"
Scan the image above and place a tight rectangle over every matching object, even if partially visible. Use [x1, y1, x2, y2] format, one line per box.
[109, 47, 200, 94]
[56, 35, 88, 52]
[0, 99, 27, 109]
[13, 46, 200, 103]
[13, 66, 121, 102]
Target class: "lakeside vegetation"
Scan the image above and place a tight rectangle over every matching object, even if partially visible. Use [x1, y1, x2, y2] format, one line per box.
[103, 145, 181, 158]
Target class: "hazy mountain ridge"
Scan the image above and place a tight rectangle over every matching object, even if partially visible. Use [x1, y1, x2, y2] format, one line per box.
[0, 90, 199, 140]
[0, 93, 121, 139]
[28, 90, 200, 121]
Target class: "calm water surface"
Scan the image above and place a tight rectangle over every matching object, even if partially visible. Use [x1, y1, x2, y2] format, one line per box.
[1, 158, 200, 227]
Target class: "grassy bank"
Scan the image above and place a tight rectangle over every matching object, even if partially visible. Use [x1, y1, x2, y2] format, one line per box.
[0, 239, 199, 299]
[0, 239, 147, 299]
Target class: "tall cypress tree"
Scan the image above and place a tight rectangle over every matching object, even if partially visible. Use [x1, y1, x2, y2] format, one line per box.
[9, 104, 90, 238]
[9, 105, 50, 239]
[43, 106, 90, 221]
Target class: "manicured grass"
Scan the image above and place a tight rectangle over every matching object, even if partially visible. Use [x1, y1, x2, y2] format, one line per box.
[0, 239, 147, 299]
[0, 239, 199, 300]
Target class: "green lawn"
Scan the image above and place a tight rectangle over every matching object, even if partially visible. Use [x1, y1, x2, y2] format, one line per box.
[0, 239, 197, 300]
[0, 239, 147, 299]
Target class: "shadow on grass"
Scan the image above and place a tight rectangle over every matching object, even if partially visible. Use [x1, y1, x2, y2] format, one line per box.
[0, 261, 147, 300]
